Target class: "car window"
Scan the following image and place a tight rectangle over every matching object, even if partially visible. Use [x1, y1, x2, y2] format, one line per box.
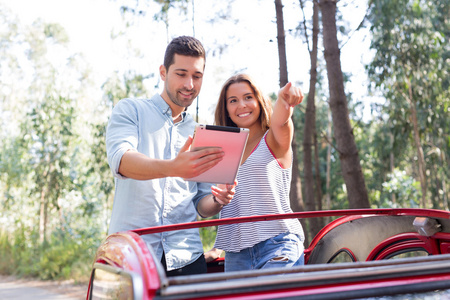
[387, 250, 429, 260]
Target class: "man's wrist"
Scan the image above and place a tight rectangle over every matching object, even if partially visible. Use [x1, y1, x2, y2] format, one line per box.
[212, 195, 223, 207]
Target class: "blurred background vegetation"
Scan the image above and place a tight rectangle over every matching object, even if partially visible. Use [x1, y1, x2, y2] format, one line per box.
[0, 0, 448, 284]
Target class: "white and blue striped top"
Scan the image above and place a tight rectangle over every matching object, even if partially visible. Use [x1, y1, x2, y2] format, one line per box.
[214, 131, 304, 252]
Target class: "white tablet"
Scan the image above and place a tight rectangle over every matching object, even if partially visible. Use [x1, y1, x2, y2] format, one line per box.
[187, 124, 249, 184]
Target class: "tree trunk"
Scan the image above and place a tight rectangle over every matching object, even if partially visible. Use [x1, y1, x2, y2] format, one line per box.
[390, 131, 396, 204]
[310, 0, 323, 230]
[302, 0, 321, 238]
[274, 0, 307, 243]
[405, 78, 428, 208]
[274, 0, 304, 210]
[314, 131, 324, 229]
[290, 141, 305, 215]
[319, 0, 370, 208]
[39, 159, 51, 244]
[290, 142, 307, 244]
[39, 188, 48, 244]
[275, 0, 288, 87]
[325, 109, 332, 223]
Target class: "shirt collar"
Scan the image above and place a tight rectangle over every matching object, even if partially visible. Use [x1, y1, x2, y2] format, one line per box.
[153, 94, 187, 123]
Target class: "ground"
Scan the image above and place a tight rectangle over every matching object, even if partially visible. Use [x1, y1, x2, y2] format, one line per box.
[0, 274, 87, 299]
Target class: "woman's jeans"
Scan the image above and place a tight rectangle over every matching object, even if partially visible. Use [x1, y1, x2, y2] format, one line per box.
[224, 232, 304, 272]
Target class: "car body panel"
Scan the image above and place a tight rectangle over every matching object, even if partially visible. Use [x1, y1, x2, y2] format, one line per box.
[87, 208, 450, 300]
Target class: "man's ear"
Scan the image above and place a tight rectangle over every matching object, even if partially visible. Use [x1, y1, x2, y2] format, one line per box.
[159, 65, 166, 81]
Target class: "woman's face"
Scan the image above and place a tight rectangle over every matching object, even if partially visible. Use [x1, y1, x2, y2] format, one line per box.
[225, 82, 261, 129]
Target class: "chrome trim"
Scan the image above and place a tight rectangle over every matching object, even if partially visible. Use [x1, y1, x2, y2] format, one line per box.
[90, 262, 144, 300]
[161, 254, 450, 297]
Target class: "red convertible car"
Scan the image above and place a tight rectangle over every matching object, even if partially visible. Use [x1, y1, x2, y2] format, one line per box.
[87, 208, 450, 299]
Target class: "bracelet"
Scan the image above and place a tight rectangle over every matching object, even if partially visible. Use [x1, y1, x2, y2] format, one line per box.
[212, 195, 223, 206]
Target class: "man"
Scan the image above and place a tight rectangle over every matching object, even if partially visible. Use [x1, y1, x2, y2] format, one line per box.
[106, 36, 234, 276]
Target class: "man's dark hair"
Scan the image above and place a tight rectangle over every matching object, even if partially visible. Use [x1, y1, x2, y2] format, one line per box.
[163, 36, 206, 71]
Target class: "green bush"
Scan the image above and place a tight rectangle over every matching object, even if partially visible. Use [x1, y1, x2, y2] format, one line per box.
[0, 227, 100, 284]
[0, 230, 15, 275]
[200, 225, 217, 252]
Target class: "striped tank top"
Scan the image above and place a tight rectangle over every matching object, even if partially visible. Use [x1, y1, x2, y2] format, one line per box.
[214, 132, 304, 252]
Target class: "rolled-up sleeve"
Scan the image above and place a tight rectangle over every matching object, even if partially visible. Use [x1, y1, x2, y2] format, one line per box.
[192, 182, 213, 212]
[106, 99, 139, 179]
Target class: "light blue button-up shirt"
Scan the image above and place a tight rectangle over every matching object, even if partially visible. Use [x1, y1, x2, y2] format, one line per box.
[106, 94, 212, 271]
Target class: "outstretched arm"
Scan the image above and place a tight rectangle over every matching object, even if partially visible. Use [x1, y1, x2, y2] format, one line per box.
[266, 82, 303, 168]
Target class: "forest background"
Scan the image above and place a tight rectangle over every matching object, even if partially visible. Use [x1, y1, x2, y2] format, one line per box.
[0, 0, 448, 284]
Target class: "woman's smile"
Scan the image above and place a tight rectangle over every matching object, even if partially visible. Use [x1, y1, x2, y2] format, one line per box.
[237, 112, 251, 118]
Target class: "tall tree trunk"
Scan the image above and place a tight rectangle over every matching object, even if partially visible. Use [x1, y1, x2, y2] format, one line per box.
[275, 0, 288, 87]
[302, 0, 321, 239]
[325, 109, 332, 223]
[443, 167, 449, 211]
[389, 131, 396, 204]
[39, 187, 48, 244]
[319, 0, 370, 208]
[314, 131, 324, 229]
[274, 0, 307, 243]
[291, 142, 305, 214]
[441, 148, 449, 210]
[310, 0, 323, 230]
[39, 161, 51, 244]
[405, 78, 428, 208]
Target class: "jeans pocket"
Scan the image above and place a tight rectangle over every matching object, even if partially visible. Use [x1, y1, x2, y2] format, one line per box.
[270, 232, 299, 246]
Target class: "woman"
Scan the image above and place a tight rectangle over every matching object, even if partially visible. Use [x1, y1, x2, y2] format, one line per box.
[206, 74, 305, 272]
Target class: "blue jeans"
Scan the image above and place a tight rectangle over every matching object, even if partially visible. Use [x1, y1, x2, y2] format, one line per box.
[224, 232, 304, 272]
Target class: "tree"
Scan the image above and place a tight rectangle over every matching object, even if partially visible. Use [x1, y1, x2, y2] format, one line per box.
[22, 95, 78, 243]
[91, 71, 152, 231]
[0, 5, 106, 244]
[318, 0, 370, 208]
[367, 0, 450, 208]
[0, 5, 128, 279]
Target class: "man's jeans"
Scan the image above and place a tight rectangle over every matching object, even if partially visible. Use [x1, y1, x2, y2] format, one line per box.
[225, 232, 304, 272]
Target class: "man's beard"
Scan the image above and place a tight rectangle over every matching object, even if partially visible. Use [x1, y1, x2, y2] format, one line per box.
[166, 87, 197, 108]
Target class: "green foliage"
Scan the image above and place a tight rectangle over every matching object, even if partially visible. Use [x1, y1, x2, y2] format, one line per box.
[0, 231, 14, 275]
[0, 4, 110, 282]
[366, 0, 449, 208]
[119, 0, 190, 26]
[43, 23, 69, 44]
[36, 231, 96, 281]
[198, 214, 219, 252]
[102, 70, 151, 106]
[22, 94, 78, 214]
[0, 227, 98, 282]
[200, 226, 218, 252]
[379, 169, 422, 208]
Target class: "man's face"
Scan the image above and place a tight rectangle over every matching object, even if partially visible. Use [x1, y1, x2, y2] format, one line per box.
[160, 54, 205, 110]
